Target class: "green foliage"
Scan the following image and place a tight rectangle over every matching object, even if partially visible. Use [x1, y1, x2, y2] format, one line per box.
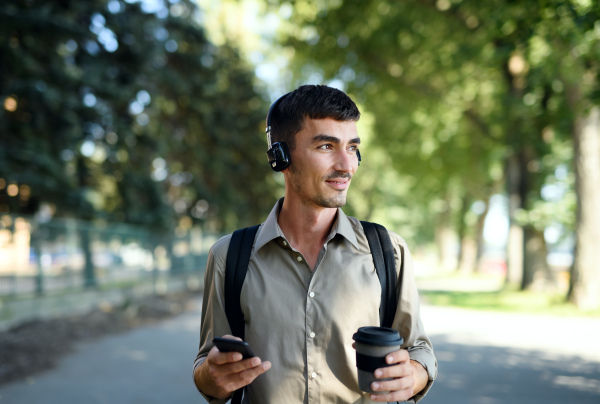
[276, 0, 599, 245]
[278, 0, 510, 242]
[0, 0, 277, 231]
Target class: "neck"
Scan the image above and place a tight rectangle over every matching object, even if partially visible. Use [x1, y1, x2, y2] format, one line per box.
[277, 197, 338, 254]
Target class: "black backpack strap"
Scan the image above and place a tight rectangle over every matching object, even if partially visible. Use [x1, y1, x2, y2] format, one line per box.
[361, 221, 398, 329]
[224, 225, 259, 404]
[224, 225, 260, 340]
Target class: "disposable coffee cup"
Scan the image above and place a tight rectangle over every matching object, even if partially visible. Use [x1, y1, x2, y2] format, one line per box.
[353, 326, 404, 395]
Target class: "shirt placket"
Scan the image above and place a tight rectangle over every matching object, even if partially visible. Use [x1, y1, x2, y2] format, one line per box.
[280, 238, 319, 403]
[305, 243, 329, 404]
[306, 280, 317, 404]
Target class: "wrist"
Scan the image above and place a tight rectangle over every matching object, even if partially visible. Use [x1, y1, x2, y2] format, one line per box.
[195, 359, 229, 399]
[409, 359, 429, 397]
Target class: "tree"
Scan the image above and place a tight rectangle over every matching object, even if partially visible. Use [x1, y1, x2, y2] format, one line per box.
[1, 0, 278, 287]
[1, 0, 276, 230]
[278, 0, 506, 268]
[275, 0, 599, 307]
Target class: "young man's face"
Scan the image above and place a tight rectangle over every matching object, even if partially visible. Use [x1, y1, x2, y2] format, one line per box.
[285, 117, 360, 209]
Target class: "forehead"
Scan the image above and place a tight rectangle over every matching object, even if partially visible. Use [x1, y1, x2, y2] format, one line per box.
[297, 118, 358, 141]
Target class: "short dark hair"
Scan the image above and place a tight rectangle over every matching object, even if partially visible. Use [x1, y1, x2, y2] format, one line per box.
[269, 85, 360, 150]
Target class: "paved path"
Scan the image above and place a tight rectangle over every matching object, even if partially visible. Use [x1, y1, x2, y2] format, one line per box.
[1, 297, 599, 403]
[0, 299, 208, 404]
[422, 305, 600, 404]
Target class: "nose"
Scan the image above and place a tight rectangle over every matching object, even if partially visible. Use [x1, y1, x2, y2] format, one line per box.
[333, 149, 357, 174]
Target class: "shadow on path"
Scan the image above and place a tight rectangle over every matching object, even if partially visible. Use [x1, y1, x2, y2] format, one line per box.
[426, 334, 600, 404]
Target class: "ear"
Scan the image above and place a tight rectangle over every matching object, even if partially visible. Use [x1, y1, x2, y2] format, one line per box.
[266, 142, 291, 172]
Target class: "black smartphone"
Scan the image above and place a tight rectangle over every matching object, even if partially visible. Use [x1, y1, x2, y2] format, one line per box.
[212, 337, 256, 359]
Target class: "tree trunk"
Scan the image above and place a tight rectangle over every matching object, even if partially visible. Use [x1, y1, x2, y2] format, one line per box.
[522, 226, 552, 291]
[455, 194, 471, 273]
[435, 206, 456, 272]
[505, 154, 524, 286]
[80, 229, 96, 288]
[506, 148, 550, 290]
[569, 106, 600, 310]
[474, 199, 490, 273]
[30, 222, 44, 295]
[458, 236, 478, 275]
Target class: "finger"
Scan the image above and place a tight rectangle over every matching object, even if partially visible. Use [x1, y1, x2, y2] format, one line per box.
[369, 387, 413, 403]
[210, 335, 245, 364]
[221, 356, 268, 376]
[238, 360, 271, 382]
[371, 375, 413, 394]
[209, 357, 269, 393]
[223, 360, 272, 392]
[369, 377, 413, 403]
[384, 349, 410, 365]
[374, 361, 412, 379]
[208, 346, 244, 365]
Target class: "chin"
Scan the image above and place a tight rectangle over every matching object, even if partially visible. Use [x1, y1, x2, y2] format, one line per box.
[315, 194, 347, 208]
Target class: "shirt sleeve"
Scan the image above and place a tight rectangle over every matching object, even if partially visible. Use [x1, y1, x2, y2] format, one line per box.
[389, 232, 438, 402]
[192, 236, 234, 404]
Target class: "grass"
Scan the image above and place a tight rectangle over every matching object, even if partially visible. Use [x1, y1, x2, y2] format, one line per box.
[418, 273, 600, 317]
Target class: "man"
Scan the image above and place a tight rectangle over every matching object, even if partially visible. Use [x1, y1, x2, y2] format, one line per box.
[193, 85, 437, 403]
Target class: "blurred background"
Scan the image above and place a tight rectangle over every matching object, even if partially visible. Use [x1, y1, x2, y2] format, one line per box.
[1, 0, 599, 403]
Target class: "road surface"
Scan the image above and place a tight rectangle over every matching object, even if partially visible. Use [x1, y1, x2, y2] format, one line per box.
[0, 297, 598, 403]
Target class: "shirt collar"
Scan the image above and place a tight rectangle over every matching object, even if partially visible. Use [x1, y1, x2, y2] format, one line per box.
[255, 198, 359, 251]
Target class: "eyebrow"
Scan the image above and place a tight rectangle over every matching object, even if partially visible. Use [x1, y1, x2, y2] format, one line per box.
[312, 134, 361, 144]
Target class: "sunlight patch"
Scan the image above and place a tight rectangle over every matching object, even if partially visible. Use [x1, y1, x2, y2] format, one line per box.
[553, 375, 600, 393]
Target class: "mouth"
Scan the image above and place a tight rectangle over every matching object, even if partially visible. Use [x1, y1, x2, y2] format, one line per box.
[325, 177, 351, 190]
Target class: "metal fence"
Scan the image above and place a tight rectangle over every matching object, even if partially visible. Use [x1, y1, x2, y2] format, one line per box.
[0, 214, 219, 299]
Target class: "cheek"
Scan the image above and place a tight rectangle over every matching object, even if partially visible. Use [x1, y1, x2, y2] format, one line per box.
[302, 156, 329, 175]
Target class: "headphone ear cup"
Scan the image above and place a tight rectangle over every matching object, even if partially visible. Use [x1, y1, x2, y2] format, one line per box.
[266, 142, 291, 172]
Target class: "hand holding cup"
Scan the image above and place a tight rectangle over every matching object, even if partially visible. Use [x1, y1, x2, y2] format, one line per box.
[352, 326, 404, 395]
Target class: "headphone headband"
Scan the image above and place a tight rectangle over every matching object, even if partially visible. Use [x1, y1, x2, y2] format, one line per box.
[266, 92, 292, 148]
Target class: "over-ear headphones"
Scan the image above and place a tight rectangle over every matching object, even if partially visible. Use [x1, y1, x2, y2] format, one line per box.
[266, 93, 292, 172]
[265, 91, 362, 171]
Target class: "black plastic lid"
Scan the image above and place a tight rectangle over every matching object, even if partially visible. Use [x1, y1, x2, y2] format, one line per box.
[352, 326, 404, 346]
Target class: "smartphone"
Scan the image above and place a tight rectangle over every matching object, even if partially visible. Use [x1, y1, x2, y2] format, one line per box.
[212, 337, 256, 359]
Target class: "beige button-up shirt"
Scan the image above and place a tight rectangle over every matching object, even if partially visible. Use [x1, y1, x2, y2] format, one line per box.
[194, 200, 437, 403]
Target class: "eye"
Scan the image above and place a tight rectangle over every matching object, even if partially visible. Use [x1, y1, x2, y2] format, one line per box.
[318, 144, 333, 150]
[348, 145, 358, 152]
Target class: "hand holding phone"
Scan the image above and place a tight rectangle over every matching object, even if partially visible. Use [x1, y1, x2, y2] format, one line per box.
[212, 337, 256, 359]
[197, 337, 269, 399]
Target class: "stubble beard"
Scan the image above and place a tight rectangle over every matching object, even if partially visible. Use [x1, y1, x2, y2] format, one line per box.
[288, 164, 350, 208]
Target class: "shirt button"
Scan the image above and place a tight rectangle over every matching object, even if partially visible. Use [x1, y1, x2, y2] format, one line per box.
[310, 332, 315, 338]
[311, 372, 317, 379]
[296, 256, 302, 262]
[309, 292, 315, 298]
[282, 240, 288, 246]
